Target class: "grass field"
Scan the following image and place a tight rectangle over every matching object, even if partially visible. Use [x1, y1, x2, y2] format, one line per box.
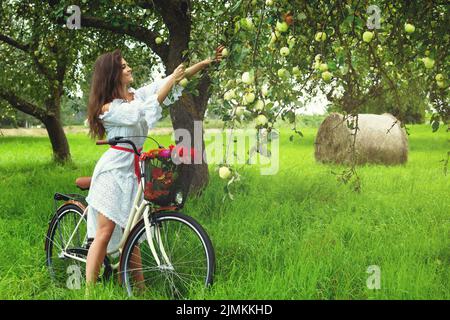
[0, 123, 448, 299]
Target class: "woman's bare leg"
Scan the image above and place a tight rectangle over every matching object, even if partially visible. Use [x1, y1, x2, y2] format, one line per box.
[86, 213, 115, 284]
[130, 246, 145, 289]
[118, 246, 145, 291]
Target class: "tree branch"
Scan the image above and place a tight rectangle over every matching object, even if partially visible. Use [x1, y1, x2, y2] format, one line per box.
[0, 33, 30, 52]
[0, 33, 56, 80]
[0, 89, 47, 121]
[193, 71, 212, 116]
[80, 15, 170, 63]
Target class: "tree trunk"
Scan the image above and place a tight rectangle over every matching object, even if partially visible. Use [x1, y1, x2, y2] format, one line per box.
[160, 0, 211, 194]
[170, 94, 209, 195]
[43, 115, 71, 163]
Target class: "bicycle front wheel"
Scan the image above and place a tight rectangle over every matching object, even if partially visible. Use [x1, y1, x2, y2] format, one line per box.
[120, 211, 215, 299]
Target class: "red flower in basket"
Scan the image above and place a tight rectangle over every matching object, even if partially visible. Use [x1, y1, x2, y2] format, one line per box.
[159, 149, 171, 158]
[152, 168, 165, 180]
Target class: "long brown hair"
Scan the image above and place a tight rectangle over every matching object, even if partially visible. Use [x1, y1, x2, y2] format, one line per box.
[87, 49, 125, 139]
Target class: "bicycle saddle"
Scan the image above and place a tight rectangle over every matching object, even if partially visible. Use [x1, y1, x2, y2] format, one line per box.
[75, 177, 92, 190]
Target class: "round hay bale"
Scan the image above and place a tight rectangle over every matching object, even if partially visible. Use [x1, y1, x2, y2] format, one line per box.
[314, 113, 408, 165]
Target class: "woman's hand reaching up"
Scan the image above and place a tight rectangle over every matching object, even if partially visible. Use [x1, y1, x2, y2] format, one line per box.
[172, 64, 186, 84]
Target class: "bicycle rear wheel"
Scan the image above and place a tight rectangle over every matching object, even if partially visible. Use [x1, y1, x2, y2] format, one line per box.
[120, 211, 215, 299]
[45, 204, 111, 288]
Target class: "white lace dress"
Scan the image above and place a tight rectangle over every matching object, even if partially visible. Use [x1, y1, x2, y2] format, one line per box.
[86, 76, 184, 254]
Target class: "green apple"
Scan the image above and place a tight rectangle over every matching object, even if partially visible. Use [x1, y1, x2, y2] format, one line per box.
[436, 81, 446, 88]
[219, 166, 231, 179]
[276, 21, 289, 33]
[404, 23, 415, 33]
[265, 0, 273, 5]
[235, 106, 246, 117]
[252, 0, 258, 5]
[422, 57, 435, 69]
[287, 36, 296, 47]
[425, 50, 430, 56]
[292, 66, 301, 76]
[270, 32, 278, 44]
[280, 47, 290, 56]
[314, 61, 321, 70]
[277, 68, 289, 78]
[261, 83, 270, 97]
[315, 32, 327, 42]
[221, 48, 229, 57]
[179, 78, 189, 88]
[363, 31, 374, 43]
[155, 37, 163, 44]
[321, 71, 332, 82]
[319, 63, 328, 72]
[246, 18, 254, 29]
[315, 54, 322, 62]
[242, 71, 254, 84]
[256, 114, 268, 126]
[242, 17, 254, 31]
[244, 92, 256, 104]
[224, 89, 236, 101]
[254, 99, 265, 111]
[435, 74, 444, 82]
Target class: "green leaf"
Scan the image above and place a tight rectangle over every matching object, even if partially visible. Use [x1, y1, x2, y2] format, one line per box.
[230, 0, 242, 13]
[328, 61, 337, 71]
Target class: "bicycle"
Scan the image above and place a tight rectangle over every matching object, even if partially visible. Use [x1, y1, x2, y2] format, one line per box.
[44, 136, 215, 299]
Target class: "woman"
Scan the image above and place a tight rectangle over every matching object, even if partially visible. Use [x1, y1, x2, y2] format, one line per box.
[85, 46, 224, 286]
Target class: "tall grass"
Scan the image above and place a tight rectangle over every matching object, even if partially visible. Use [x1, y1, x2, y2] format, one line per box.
[0, 124, 448, 299]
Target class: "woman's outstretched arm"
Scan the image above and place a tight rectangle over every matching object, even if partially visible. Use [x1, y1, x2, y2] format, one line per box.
[184, 45, 225, 79]
[157, 64, 185, 104]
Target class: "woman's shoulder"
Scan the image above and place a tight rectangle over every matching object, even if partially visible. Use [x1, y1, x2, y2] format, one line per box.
[101, 103, 111, 115]
[99, 100, 123, 119]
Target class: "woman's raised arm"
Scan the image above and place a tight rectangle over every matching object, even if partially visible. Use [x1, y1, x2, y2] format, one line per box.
[184, 45, 225, 79]
[157, 64, 185, 104]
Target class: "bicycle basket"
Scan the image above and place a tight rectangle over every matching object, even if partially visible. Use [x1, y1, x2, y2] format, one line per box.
[140, 145, 194, 207]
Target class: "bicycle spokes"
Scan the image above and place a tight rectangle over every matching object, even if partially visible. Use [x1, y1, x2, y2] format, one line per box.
[122, 214, 212, 299]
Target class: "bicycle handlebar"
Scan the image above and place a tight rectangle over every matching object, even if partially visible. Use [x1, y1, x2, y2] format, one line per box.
[95, 136, 140, 156]
[96, 136, 165, 156]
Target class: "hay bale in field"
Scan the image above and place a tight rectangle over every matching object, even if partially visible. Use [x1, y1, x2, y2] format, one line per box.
[314, 113, 408, 165]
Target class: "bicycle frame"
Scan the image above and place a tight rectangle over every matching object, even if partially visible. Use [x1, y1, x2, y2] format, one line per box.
[60, 159, 173, 271]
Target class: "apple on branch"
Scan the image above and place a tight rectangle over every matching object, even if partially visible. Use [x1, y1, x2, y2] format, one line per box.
[219, 166, 232, 179]
[322, 71, 332, 82]
[363, 31, 374, 43]
[315, 32, 327, 42]
[404, 23, 415, 33]
[179, 78, 189, 88]
[280, 47, 290, 57]
[242, 71, 255, 84]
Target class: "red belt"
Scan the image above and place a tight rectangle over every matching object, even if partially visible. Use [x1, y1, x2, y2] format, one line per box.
[111, 146, 143, 182]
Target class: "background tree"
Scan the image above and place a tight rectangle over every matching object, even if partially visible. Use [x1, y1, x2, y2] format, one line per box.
[1, 0, 448, 188]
